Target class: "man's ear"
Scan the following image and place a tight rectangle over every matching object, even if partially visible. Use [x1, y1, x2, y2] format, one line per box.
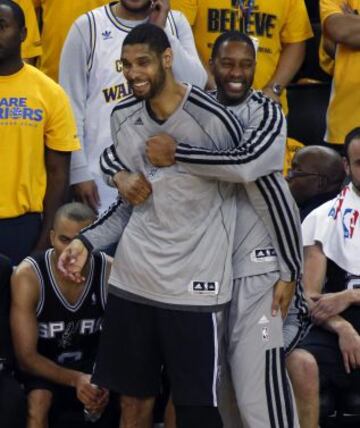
[20, 26, 27, 43]
[162, 47, 173, 70]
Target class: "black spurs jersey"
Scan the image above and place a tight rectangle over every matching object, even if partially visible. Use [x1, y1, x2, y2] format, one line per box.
[25, 249, 108, 368]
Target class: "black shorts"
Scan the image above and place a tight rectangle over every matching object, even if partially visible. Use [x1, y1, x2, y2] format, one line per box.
[299, 326, 360, 389]
[92, 293, 220, 406]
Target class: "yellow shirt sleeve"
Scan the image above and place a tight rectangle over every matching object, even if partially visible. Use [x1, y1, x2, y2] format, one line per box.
[170, 0, 198, 26]
[320, 0, 342, 24]
[281, 0, 313, 43]
[16, 0, 42, 59]
[45, 86, 80, 152]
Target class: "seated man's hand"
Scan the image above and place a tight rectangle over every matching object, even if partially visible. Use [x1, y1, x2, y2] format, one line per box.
[113, 171, 152, 206]
[75, 373, 109, 411]
[57, 239, 88, 283]
[72, 180, 100, 212]
[311, 291, 352, 324]
[146, 134, 176, 167]
[271, 280, 295, 319]
[338, 323, 360, 374]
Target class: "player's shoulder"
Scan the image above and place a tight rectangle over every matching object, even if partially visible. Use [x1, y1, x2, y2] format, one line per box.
[249, 90, 282, 110]
[168, 8, 186, 24]
[78, 2, 107, 23]
[244, 90, 284, 122]
[187, 85, 243, 129]
[12, 251, 46, 285]
[111, 94, 143, 120]
[71, 3, 107, 35]
[188, 85, 234, 117]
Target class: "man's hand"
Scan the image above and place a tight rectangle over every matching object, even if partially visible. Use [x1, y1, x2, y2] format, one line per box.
[148, 0, 170, 28]
[72, 181, 100, 212]
[311, 291, 352, 324]
[262, 86, 281, 104]
[146, 134, 176, 167]
[57, 239, 89, 283]
[271, 280, 296, 318]
[338, 323, 360, 374]
[75, 373, 109, 411]
[113, 171, 152, 206]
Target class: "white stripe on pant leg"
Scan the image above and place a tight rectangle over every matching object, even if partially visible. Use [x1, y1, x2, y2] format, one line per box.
[212, 313, 219, 407]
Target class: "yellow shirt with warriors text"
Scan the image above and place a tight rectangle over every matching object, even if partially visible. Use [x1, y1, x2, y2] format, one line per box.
[0, 65, 80, 218]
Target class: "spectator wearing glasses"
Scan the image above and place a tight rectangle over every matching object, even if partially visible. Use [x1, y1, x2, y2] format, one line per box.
[287, 145, 346, 221]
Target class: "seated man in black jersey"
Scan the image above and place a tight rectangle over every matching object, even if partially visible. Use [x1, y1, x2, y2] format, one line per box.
[10, 203, 112, 428]
[298, 127, 360, 412]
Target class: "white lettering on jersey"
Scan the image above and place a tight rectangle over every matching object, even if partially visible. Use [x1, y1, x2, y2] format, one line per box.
[80, 319, 96, 334]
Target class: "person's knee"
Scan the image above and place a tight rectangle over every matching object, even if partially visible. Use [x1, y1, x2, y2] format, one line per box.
[287, 349, 319, 398]
[27, 389, 53, 425]
[120, 395, 154, 427]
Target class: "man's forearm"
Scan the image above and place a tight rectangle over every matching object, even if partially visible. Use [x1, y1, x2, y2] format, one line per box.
[265, 42, 306, 90]
[324, 14, 360, 49]
[175, 101, 285, 183]
[80, 198, 132, 250]
[322, 314, 354, 336]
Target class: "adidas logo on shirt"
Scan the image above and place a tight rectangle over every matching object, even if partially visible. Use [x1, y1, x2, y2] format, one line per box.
[189, 281, 219, 295]
[102, 30, 112, 40]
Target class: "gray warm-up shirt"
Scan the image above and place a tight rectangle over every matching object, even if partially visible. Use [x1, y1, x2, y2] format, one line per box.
[81, 85, 241, 310]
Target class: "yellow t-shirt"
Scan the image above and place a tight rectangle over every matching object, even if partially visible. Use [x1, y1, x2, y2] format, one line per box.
[191, 0, 313, 113]
[170, 0, 198, 26]
[33, 0, 108, 81]
[0, 64, 80, 218]
[321, 0, 360, 145]
[15, 0, 42, 59]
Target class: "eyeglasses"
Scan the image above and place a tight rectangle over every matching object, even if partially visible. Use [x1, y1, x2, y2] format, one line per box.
[286, 169, 327, 180]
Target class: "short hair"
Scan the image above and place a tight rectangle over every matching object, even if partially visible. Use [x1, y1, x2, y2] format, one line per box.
[122, 23, 171, 56]
[344, 127, 360, 160]
[0, 0, 25, 28]
[53, 203, 96, 228]
[211, 31, 256, 60]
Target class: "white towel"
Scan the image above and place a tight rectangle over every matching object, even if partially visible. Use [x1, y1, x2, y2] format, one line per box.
[302, 183, 360, 275]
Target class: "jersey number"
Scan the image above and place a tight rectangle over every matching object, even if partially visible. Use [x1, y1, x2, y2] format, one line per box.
[57, 351, 83, 365]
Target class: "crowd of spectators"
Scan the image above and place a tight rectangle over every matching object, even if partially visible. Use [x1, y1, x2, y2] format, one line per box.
[1, 0, 360, 427]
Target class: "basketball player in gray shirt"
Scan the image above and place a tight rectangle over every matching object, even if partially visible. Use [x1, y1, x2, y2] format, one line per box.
[59, 23, 244, 428]
[100, 33, 307, 427]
